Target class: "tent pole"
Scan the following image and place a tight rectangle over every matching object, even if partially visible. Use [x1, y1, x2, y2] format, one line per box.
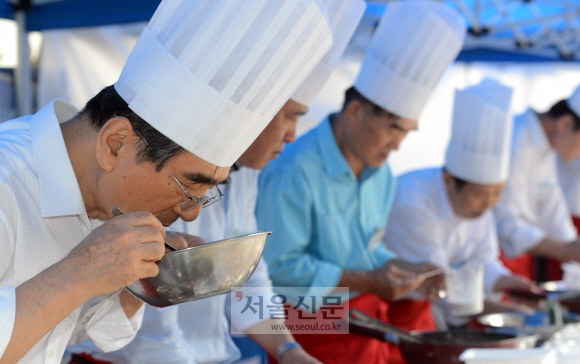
[14, 9, 32, 116]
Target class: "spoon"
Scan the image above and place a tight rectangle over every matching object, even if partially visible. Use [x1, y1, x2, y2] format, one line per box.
[349, 309, 435, 344]
[111, 206, 177, 252]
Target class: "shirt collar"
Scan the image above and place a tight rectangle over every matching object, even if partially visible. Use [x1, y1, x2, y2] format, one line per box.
[30, 100, 86, 217]
[434, 168, 454, 219]
[315, 115, 356, 179]
[525, 110, 551, 152]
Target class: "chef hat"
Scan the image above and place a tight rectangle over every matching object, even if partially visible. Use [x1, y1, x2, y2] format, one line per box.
[445, 79, 514, 185]
[291, 0, 366, 107]
[354, 1, 466, 120]
[566, 84, 580, 118]
[115, 0, 333, 167]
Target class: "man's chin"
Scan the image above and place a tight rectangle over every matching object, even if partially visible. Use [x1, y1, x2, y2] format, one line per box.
[159, 215, 181, 227]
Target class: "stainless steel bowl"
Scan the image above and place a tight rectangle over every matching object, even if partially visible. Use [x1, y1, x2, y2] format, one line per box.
[126, 232, 271, 307]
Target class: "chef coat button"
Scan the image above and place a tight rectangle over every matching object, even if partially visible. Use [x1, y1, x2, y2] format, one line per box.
[49, 349, 55, 357]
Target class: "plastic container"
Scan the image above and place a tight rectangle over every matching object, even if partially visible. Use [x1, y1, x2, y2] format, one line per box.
[446, 260, 484, 316]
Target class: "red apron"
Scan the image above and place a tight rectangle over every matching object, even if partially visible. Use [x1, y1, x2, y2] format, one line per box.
[499, 215, 580, 282]
[70, 354, 112, 364]
[500, 250, 535, 281]
[540, 215, 580, 282]
[386, 299, 436, 364]
[270, 293, 390, 364]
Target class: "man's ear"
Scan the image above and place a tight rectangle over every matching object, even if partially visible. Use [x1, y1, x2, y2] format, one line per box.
[442, 170, 455, 191]
[344, 99, 366, 125]
[95, 116, 135, 172]
[555, 114, 576, 135]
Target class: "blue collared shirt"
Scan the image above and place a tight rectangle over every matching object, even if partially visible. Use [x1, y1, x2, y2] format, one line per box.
[256, 116, 397, 301]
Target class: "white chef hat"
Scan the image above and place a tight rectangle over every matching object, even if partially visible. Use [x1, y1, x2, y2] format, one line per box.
[354, 1, 466, 120]
[115, 0, 333, 167]
[566, 84, 580, 118]
[291, 0, 366, 107]
[445, 79, 514, 184]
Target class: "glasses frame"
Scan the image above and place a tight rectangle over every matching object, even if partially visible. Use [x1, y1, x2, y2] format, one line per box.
[131, 127, 224, 211]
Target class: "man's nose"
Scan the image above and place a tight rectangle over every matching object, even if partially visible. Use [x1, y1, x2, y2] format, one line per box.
[285, 123, 298, 143]
[177, 205, 203, 222]
[390, 133, 406, 151]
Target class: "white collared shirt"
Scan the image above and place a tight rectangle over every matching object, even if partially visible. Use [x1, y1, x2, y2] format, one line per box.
[70, 166, 272, 364]
[557, 156, 580, 217]
[383, 168, 509, 296]
[0, 100, 144, 363]
[494, 110, 577, 258]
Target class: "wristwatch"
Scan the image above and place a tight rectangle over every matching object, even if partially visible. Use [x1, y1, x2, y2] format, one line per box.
[276, 341, 302, 362]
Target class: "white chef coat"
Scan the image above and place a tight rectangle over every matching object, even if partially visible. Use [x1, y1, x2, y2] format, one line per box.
[383, 168, 510, 296]
[494, 110, 577, 258]
[0, 100, 144, 364]
[557, 156, 580, 217]
[71, 166, 274, 364]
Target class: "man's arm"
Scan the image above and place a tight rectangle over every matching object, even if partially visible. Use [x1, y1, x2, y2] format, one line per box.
[338, 264, 426, 302]
[1, 211, 165, 363]
[528, 237, 580, 262]
[245, 321, 320, 364]
[1, 262, 93, 363]
[494, 144, 577, 258]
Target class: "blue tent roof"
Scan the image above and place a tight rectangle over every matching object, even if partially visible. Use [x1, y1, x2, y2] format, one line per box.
[24, 0, 160, 30]
[0, 0, 160, 30]
[2, 0, 580, 62]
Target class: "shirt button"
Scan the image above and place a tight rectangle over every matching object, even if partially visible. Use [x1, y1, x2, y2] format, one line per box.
[49, 349, 55, 357]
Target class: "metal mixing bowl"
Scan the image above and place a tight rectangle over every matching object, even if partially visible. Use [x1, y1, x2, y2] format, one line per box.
[126, 232, 271, 307]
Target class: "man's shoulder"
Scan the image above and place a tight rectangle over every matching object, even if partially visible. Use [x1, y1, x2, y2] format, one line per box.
[264, 128, 323, 174]
[0, 118, 35, 177]
[0, 118, 38, 203]
[397, 168, 439, 193]
[393, 168, 439, 209]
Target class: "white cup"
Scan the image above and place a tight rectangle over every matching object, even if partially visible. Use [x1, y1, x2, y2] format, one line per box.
[445, 260, 484, 316]
[562, 262, 580, 291]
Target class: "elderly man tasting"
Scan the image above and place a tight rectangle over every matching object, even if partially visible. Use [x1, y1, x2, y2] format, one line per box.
[65, 0, 358, 363]
[0, 0, 333, 362]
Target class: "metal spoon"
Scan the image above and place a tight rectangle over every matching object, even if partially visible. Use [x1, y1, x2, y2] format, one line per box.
[111, 206, 177, 252]
[349, 309, 434, 344]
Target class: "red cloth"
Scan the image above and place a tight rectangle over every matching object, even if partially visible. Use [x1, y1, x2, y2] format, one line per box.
[270, 293, 390, 364]
[386, 299, 436, 364]
[70, 354, 112, 364]
[500, 250, 535, 281]
[499, 215, 580, 282]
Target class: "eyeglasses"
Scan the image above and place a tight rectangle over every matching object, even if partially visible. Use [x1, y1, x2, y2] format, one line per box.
[132, 128, 224, 211]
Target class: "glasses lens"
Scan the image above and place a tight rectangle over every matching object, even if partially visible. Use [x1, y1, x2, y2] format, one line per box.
[180, 196, 206, 211]
[201, 195, 224, 208]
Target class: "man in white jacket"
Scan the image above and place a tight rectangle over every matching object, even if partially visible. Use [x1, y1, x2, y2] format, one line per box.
[0, 0, 333, 363]
[384, 80, 536, 327]
[67, 1, 360, 363]
[494, 85, 580, 279]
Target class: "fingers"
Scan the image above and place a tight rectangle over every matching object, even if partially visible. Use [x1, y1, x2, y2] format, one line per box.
[185, 235, 206, 247]
[386, 264, 418, 280]
[140, 260, 160, 278]
[111, 210, 166, 237]
[138, 241, 166, 261]
[165, 231, 189, 250]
